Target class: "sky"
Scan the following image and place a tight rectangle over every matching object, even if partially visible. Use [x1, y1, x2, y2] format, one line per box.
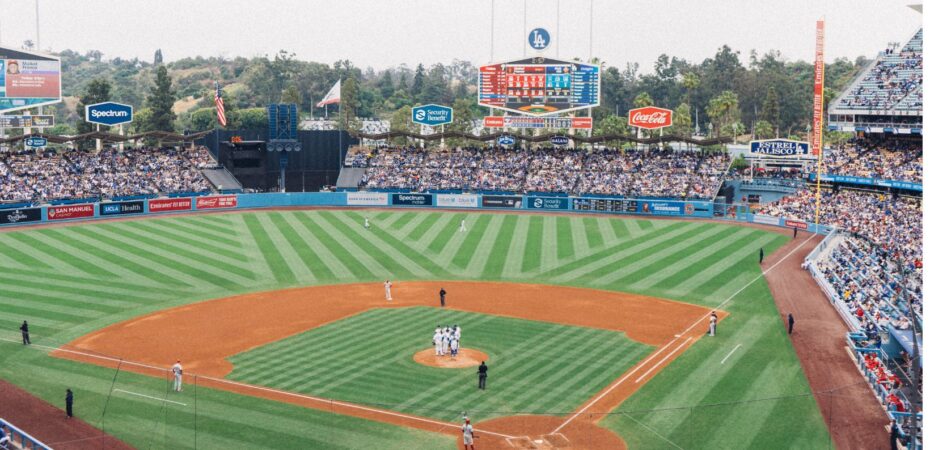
[0, 0, 923, 70]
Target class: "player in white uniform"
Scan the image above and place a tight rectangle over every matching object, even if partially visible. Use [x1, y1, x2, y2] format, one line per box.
[450, 337, 459, 357]
[462, 419, 475, 450]
[384, 280, 392, 301]
[460, 219, 467, 232]
[433, 329, 444, 356]
[442, 328, 451, 355]
[364, 217, 370, 229]
[171, 360, 183, 392]
[454, 325, 462, 341]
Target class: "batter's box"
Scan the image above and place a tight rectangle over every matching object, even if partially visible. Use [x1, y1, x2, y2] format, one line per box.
[542, 433, 571, 448]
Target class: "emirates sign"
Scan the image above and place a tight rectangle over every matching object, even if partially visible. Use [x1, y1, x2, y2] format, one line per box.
[628, 107, 673, 129]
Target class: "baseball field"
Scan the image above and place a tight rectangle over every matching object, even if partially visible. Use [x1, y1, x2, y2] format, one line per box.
[0, 209, 832, 449]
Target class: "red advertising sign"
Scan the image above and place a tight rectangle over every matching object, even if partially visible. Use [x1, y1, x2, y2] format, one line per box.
[811, 19, 825, 157]
[149, 198, 192, 213]
[196, 195, 238, 210]
[785, 220, 809, 230]
[483, 116, 505, 128]
[571, 117, 593, 129]
[628, 106, 673, 129]
[47, 203, 94, 221]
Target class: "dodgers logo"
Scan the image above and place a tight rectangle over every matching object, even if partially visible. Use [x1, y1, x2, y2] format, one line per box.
[529, 28, 550, 50]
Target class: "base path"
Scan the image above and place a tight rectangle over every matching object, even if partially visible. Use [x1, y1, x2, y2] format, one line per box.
[763, 233, 890, 450]
[0, 380, 133, 450]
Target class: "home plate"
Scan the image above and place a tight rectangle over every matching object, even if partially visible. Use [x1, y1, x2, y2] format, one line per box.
[675, 334, 681, 337]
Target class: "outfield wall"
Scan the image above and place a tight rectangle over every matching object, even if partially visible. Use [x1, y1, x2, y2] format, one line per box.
[0, 192, 833, 234]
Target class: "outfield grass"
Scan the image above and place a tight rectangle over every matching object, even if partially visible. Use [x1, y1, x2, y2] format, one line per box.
[0, 210, 830, 449]
[228, 307, 653, 421]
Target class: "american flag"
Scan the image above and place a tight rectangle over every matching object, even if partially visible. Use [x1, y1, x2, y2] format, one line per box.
[214, 81, 227, 127]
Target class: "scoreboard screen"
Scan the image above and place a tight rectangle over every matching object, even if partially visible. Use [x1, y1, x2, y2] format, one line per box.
[572, 198, 638, 213]
[479, 57, 600, 116]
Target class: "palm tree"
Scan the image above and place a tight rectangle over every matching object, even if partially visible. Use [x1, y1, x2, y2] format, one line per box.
[681, 73, 700, 133]
[633, 92, 654, 108]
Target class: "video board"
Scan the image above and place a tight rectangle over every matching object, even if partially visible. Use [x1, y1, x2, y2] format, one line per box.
[0, 46, 62, 113]
[572, 198, 638, 213]
[479, 57, 600, 116]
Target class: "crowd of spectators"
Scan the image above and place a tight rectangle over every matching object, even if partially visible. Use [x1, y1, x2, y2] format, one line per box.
[823, 139, 922, 183]
[0, 146, 215, 204]
[758, 188, 922, 333]
[349, 145, 731, 199]
[835, 28, 922, 111]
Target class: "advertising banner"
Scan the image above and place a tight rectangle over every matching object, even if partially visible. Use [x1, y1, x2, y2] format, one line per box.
[411, 104, 453, 126]
[0, 207, 41, 225]
[196, 195, 238, 210]
[751, 214, 782, 226]
[811, 173, 922, 192]
[483, 116, 593, 129]
[811, 19, 825, 156]
[641, 201, 692, 216]
[785, 220, 809, 230]
[526, 196, 569, 210]
[391, 193, 433, 206]
[482, 195, 522, 208]
[148, 198, 193, 213]
[100, 200, 144, 216]
[572, 198, 639, 213]
[347, 192, 389, 206]
[628, 106, 673, 129]
[47, 203, 94, 221]
[436, 194, 479, 208]
[749, 139, 811, 157]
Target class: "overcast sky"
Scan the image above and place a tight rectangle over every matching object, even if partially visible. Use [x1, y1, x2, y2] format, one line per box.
[0, 0, 923, 70]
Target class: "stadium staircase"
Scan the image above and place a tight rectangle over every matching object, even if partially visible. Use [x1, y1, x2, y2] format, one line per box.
[336, 167, 366, 189]
[202, 167, 243, 191]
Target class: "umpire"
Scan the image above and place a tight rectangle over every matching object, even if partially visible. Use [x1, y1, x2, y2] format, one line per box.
[20, 320, 30, 345]
[477, 361, 488, 390]
[439, 288, 446, 308]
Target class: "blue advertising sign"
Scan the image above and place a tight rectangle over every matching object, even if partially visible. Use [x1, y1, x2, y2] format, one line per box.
[85, 102, 133, 126]
[527, 196, 568, 210]
[24, 137, 47, 148]
[749, 139, 811, 157]
[549, 136, 570, 146]
[528, 28, 550, 50]
[811, 173, 922, 192]
[411, 104, 453, 126]
[100, 200, 144, 216]
[391, 193, 433, 206]
[641, 201, 696, 216]
[497, 135, 516, 146]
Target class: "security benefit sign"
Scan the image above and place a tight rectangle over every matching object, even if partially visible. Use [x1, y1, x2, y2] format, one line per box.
[411, 104, 453, 127]
[749, 139, 812, 158]
[526, 196, 568, 210]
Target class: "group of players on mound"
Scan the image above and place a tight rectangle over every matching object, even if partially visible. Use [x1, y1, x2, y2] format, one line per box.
[432, 325, 463, 357]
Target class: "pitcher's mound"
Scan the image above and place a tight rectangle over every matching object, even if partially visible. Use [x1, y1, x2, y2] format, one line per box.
[413, 348, 488, 368]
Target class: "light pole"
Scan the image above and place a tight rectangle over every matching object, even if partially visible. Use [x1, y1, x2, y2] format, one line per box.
[894, 256, 921, 450]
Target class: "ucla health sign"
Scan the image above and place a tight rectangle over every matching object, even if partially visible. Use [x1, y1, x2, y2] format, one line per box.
[750, 139, 811, 157]
[411, 104, 453, 126]
[85, 102, 133, 126]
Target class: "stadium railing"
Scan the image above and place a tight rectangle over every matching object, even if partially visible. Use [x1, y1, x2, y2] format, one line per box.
[0, 419, 52, 450]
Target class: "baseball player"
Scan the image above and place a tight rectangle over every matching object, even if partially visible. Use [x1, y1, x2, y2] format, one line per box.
[364, 217, 370, 229]
[384, 280, 392, 301]
[454, 325, 462, 341]
[462, 418, 476, 450]
[433, 328, 443, 356]
[708, 312, 718, 337]
[450, 337, 459, 357]
[460, 219, 467, 232]
[443, 327, 452, 355]
[172, 360, 183, 392]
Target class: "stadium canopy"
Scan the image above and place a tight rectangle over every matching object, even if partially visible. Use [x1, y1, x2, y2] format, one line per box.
[0, 129, 214, 146]
[349, 129, 732, 146]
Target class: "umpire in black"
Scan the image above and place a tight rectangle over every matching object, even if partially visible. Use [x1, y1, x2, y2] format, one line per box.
[20, 320, 30, 345]
[65, 388, 74, 418]
[439, 288, 447, 308]
[477, 361, 488, 390]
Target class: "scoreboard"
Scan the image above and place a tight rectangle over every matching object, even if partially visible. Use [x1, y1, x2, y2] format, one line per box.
[572, 198, 639, 213]
[479, 57, 600, 116]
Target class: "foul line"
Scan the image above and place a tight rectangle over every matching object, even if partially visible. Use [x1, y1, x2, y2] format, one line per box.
[552, 233, 816, 434]
[0, 338, 516, 440]
[634, 338, 692, 383]
[113, 389, 187, 406]
[720, 344, 742, 364]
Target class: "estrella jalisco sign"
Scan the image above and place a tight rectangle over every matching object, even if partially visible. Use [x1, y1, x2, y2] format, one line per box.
[750, 139, 811, 157]
[411, 104, 453, 126]
[85, 102, 133, 126]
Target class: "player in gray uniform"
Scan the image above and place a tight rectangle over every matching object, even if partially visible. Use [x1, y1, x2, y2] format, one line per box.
[433, 328, 443, 356]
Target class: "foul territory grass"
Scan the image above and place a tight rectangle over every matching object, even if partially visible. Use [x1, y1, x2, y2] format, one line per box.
[0, 210, 829, 449]
[227, 307, 653, 421]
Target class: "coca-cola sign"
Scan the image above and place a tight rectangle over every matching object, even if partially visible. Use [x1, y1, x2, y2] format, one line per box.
[628, 107, 673, 129]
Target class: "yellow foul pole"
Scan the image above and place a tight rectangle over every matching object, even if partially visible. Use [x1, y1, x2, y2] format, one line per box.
[812, 18, 826, 226]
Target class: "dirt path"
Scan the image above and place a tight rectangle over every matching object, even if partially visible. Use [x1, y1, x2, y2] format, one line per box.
[0, 380, 133, 450]
[55, 281, 713, 449]
[762, 233, 890, 450]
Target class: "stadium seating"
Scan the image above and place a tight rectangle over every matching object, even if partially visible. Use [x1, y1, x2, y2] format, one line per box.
[348, 146, 732, 199]
[834, 28, 923, 112]
[823, 138, 921, 183]
[0, 146, 217, 204]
